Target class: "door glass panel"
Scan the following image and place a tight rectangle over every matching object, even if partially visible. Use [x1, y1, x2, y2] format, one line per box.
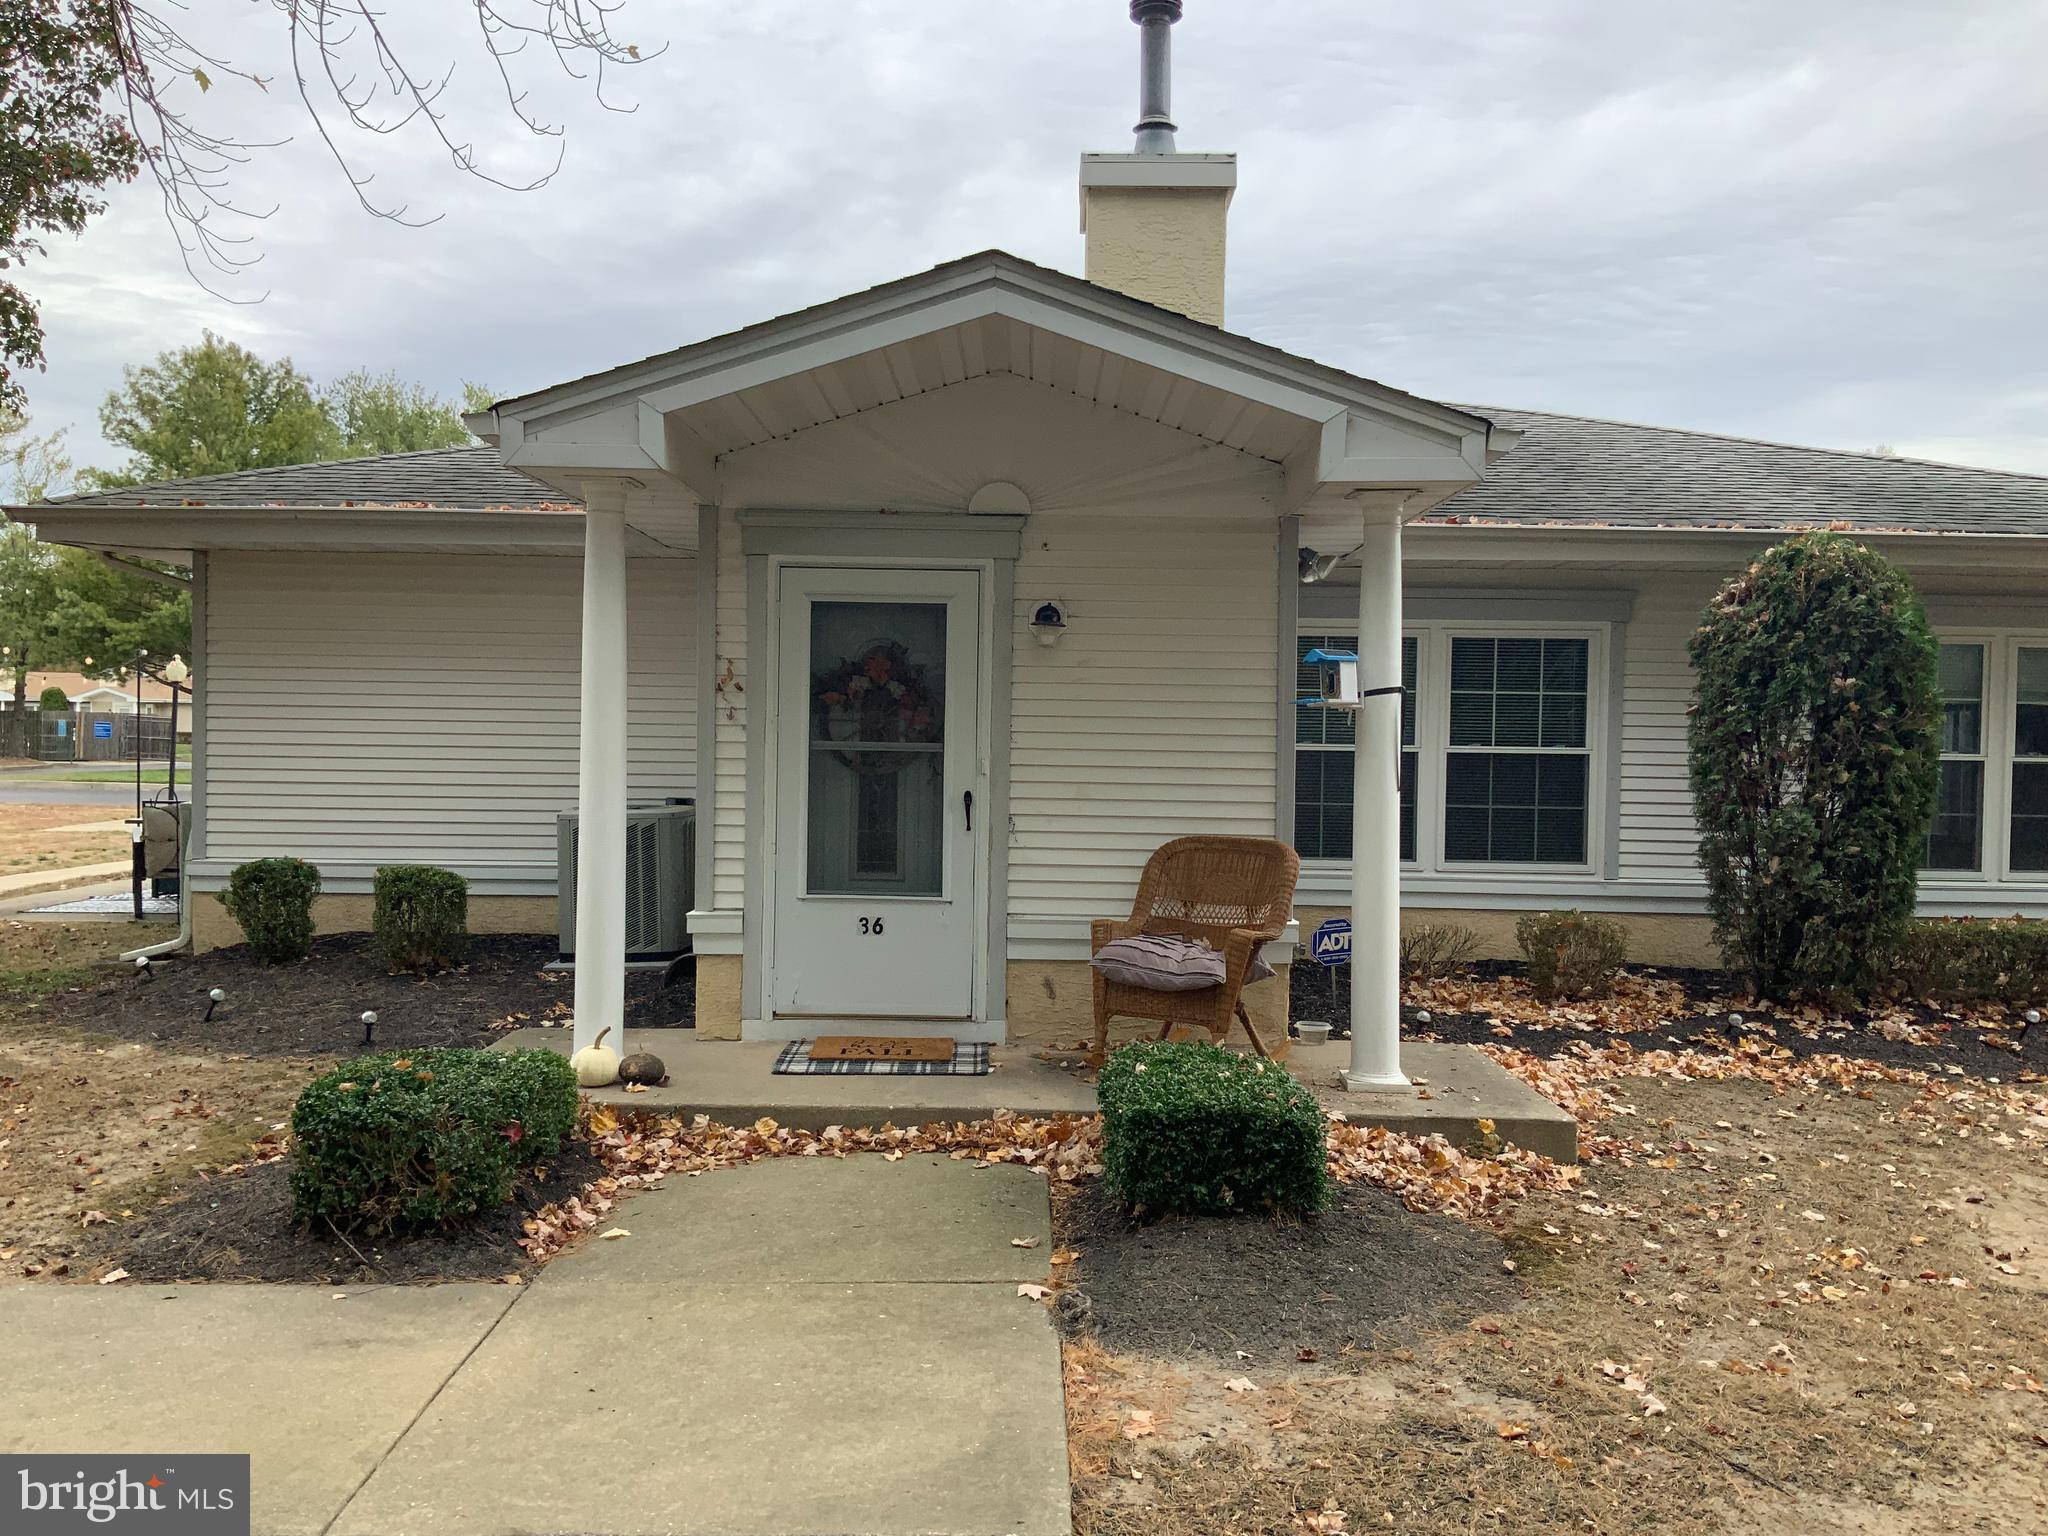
[806, 600, 946, 896]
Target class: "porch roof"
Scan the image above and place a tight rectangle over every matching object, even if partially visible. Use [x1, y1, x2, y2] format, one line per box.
[469, 250, 1504, 519]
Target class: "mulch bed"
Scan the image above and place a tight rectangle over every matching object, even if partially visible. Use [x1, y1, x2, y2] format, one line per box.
[1291, 960, 2047, 1081]
[33, 933, 694, 1055]
[96, 1142, 606, 1284]
[1052, 1179, 1518, 1362]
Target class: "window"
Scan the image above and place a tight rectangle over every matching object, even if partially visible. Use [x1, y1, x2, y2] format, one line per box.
[2014, 647, 2048, 873]
[1293, 634, 1416, 862]
[1925, 643, 1986, 872]
[1443, 636, 1590, 864]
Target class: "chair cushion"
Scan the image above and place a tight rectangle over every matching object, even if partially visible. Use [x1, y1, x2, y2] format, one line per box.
[1096, 933, 1252, 992]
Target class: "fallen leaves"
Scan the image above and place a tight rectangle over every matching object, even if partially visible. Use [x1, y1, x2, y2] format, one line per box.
[1018, 1283, 1052, 1301]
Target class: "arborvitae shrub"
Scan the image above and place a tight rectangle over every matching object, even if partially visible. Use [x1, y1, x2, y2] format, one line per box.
[1688, 532, 1939, 1000]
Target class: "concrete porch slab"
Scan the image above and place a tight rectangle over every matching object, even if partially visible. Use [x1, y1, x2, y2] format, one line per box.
[0, 1283, 519, 1536]
[494, 1027, 1100, 1128]
[495, 1029, 1579, 1162]
[1294, 1040, 1581, 1162]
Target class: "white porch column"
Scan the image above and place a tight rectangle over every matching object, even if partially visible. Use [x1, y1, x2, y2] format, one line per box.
[572, 481, 631, 1063]
[1343, 501, 1410, 1092]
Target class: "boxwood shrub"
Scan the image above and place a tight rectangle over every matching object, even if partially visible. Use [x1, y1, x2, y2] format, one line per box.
[290, 1047, 578, 1235]
[1516, 910, 1629, 1000]
[1098, 1039, 1331, 1218]
[220, 856, 322, 964]
[373, 864, 470, 973]
[1890, 917, 2048, 1008]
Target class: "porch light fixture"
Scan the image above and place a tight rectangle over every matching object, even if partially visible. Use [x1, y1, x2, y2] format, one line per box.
[1030, 600, 1068, 647]
[1297, 547, 1342, 584]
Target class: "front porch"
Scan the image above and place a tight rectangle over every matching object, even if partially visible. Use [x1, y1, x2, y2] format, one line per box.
[494, 1027, 1581, 1161]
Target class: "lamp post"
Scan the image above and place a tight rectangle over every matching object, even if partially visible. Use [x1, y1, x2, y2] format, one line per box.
[161, 655, 188, 802]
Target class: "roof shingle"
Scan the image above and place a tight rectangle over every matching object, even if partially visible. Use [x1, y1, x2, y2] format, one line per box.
[1431, 407, 2048, 534]
[34, 446, 571, 512]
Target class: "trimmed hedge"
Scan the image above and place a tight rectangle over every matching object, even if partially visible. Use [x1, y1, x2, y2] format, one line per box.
[1516, 910, 1628, 1000]
[1688, 531, 1941, 1000]
[220, 856, 322, 964]
[290, 1047, 578, 1235]
[1098, 1039, 1330, 1218]
[1890, 917, 2048, 1008]
[373, 864, 469, 973]
[36, 686, 69, 713]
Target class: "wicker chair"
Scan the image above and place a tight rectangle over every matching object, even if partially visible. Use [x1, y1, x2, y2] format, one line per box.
[1089, 835, 1301, 1064]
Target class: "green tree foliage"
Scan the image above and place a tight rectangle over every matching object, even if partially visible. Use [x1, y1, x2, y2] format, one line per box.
[0, 522, 62, 727]
[1, 411, 73, 501]
[45, 544, 189, 680]
[83, 335, 487, 489]
[36, 684, 69, 711]
[1688, 532, 1941, 1000]
[87, 333, 338, 488]
[322, 369, 479, 458]
[0, 2, 141, 412]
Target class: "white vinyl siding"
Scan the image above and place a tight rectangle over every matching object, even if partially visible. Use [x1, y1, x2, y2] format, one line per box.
[713, 505, 748, 907]
[1615, 571, 1718, 881]
[1007, 514, 1279, 925]
[201, 551, 694, 882]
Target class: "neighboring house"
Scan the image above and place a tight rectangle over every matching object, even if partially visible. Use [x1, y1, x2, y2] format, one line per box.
[2, 671, 193, 718]
[13, 11, 2048, 1089]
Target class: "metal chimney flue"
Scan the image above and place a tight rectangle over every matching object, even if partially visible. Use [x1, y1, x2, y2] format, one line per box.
[1130, 0, 1182, 155]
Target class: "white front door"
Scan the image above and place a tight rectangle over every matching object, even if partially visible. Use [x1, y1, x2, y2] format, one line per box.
[769, 566, 984, 1027]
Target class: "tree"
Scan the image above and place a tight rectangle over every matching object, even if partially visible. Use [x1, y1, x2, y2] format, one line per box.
[0, 522, 64, 750]
[46, 544, 190, 680]
[36, 684, 69, 712]
[86, 332, 336, 487]
[1687, 531, 1941, 1001]
[0, 3, 142, 411]
[1, 411, 73, 501]
[83, 335, 487, 487]
[4, 3, 652, 410]
[323, 369, 479, 457]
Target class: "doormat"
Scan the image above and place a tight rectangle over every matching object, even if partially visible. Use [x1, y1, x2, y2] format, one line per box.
[773, 1040, 991, 1076]
[811, 1035, 955, 1062]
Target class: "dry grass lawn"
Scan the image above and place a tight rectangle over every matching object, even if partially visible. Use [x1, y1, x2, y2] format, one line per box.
[0, 922, 324, 1276]
[1066, 1074, 2048, 1536]
[0, 803, 130, 880]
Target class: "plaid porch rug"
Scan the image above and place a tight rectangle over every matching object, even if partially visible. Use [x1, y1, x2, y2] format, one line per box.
[772, 1041, 993, 1076]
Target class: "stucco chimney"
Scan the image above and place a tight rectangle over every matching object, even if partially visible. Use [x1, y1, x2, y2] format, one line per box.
[1079, 1, 1236, 326]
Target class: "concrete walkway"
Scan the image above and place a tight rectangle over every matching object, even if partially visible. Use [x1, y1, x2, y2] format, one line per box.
[0, 1156, 1071, 1536]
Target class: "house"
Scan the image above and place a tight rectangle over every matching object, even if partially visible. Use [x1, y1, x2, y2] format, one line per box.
[4, 670, 194, 719]
[14, 5, 2048, 1092]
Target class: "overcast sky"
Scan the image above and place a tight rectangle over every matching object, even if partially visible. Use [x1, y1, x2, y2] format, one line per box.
[28, 0, 2048, 482]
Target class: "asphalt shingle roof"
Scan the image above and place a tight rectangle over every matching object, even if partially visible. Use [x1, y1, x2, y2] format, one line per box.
[33, 446, 573, 512]
[26, 409, 2048, 538]
[1430, 406, 2048, 534]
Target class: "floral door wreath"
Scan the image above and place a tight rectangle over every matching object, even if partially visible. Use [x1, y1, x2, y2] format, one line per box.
[812, 639, 943, 776]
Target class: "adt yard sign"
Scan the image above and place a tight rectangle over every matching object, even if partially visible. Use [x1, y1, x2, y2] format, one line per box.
[93, 720, 113, 740]
[1309, 917, 1351, 967]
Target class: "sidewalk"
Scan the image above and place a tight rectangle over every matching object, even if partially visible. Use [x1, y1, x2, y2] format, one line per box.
[0, 1155, 1072, 1536]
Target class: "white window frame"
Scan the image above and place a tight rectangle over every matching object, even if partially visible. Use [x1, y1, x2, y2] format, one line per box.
[1292, 618, 1610, 879]
[1921, 629, 2048, 889]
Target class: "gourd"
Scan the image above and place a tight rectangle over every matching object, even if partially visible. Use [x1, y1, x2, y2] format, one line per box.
[618, 1051, 667, 1086]
[571, 1025, 621, 1087]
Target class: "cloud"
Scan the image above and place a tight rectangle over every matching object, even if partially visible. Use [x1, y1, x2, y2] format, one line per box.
[27, 0, 2048, 479]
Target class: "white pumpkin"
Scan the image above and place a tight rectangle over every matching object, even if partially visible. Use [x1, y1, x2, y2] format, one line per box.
[571, 1025, 621, 1087]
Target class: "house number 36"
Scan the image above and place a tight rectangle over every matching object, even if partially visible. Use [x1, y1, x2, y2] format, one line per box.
[859, 917, 885, 936]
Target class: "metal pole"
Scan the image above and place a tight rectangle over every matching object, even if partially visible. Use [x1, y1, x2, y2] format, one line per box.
[132, 653, 145, 921]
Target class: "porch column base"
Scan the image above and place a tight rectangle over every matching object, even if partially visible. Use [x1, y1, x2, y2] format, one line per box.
[1340, 1067, 1411, 1094]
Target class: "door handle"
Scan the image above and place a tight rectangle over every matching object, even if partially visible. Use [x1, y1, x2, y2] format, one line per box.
[963, 790, 974, 831]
